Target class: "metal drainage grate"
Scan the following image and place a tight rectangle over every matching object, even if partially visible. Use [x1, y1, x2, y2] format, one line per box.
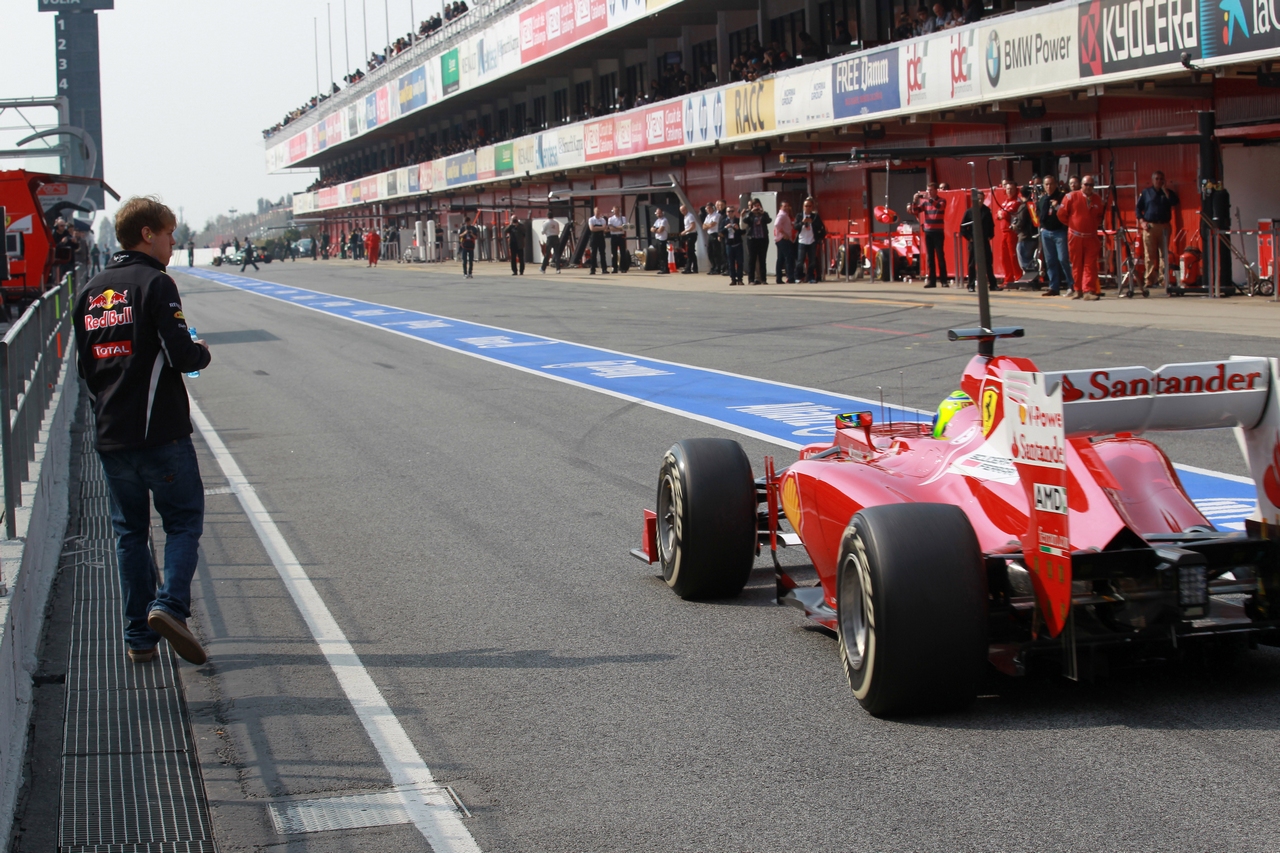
[58, 423, 217, 853]
[268, 785, 470, 835]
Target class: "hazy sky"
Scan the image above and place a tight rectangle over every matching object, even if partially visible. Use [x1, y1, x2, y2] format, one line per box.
[2, 0, 442, 229]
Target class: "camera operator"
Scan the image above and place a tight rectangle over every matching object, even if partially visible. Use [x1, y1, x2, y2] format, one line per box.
[910, 183, 948, 288]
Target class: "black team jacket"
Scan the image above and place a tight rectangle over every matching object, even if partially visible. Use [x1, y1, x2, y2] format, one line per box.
[74, 251, 211, 452]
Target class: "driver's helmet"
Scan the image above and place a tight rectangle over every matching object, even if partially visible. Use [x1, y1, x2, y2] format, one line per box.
[931, 390, 974, 439]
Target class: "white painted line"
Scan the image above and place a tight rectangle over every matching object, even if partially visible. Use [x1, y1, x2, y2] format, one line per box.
[188, 398, 481, 853]
[1173, 462, 1254, 485]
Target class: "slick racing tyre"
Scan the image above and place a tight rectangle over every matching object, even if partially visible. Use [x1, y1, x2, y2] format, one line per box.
[656, 439, 756, 600]
[836, 503, 987, 717]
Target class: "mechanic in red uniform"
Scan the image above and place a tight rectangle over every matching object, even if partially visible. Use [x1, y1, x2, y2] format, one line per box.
[993, 180, 1023, 287]
[909, 182, 948, 288]
[1056, 175, 1106, 301]
[364, 227, 382, 267]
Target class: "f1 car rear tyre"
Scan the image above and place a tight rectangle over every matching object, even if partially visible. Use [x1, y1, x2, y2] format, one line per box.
[836, 503, 987, 717]
[656, 439, 757, 600]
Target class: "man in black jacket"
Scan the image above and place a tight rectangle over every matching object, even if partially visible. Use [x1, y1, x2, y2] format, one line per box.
[75, 196, 212, 666]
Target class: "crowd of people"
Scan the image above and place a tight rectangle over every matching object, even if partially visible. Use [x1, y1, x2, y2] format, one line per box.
[891, 0, 984, 40]
[264, 3, 472, 139]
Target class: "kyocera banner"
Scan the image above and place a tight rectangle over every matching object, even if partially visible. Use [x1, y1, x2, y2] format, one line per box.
[981, 7, 1079, 94]
[902, 29, 980, 109]
[831, 47, 900, 118]
[1078, 0, 1200, 75]
[1199, 0, 1280, 57]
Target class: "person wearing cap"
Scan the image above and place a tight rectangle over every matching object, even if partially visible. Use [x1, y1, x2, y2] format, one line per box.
[910, 182, 948, 288]
[1136, 171, 1179, 294]
[1057, 174, 1106, 300]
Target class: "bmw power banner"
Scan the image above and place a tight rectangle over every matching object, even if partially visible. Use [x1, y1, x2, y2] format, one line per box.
[980, 7, 1079, 96]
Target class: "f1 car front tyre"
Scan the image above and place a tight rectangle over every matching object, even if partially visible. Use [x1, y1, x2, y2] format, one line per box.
[837, 503, 987, 717]
[656, 439, 756, 600]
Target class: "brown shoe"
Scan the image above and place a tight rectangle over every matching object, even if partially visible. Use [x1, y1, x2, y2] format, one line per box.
[127, 646, 157, 663]
[147, 609, 207, 665]
[1082, 292, 1100, 301]
[1069, 291, 1083, 300]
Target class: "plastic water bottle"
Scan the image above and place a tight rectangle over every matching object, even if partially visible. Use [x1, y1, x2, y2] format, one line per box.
[186, 327, 200, 378]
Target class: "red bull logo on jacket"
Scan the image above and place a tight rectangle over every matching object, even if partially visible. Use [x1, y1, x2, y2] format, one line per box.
[84, 288, 133, 330]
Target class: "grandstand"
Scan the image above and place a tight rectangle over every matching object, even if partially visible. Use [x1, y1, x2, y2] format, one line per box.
[270, 0, 1280, 280]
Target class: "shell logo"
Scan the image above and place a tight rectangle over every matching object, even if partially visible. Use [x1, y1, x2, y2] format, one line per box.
[781, 476, 802, 532]
[1019, 403, 1027, 424]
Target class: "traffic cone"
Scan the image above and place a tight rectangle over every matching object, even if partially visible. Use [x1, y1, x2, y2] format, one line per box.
[667, 243, 677, 273]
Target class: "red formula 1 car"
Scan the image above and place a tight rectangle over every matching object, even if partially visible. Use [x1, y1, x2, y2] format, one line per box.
[633, 297, 1280, 717]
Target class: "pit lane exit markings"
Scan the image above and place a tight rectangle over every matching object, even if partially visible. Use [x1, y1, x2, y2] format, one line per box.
[177, 268, 1260, 529]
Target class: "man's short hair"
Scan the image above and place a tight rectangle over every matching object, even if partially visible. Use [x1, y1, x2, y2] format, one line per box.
[116, 196, 176, 248]
[927, 181, 939, 188]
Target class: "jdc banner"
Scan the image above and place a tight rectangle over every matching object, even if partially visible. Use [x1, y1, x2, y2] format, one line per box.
[831, 47, 899, 118]
[1078, 0, 1200, 75]
[902, 29, 980, 109]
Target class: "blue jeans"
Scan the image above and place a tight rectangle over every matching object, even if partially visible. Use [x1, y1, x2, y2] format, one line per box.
[98, 437, 205, 650]
[1039, 228, 1073, 293]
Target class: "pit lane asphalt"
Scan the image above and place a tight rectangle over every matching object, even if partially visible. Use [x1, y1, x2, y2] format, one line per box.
[173, 259, 1280, 853]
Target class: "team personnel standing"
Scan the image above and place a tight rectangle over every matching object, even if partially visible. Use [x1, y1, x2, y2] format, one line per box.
[1136, 170, 1179, 295]
[91, 243, 103, 274]
[703, 203, 723, 275]
[910, 182, 948, 288]
[1057, 174, 1106, 300]
[540, 216, 561, 272]
[458, 216, 479, 278]
[794, 197, 826, 283]
[73, 197, 213, 665]
[240, 238, 259, 271]
[994, 180, 1023, 286]
[679, 205, 698, 274]
[723, 207, 744, 285]
[960, 198, 996, 292]
[504, 214, 526, 274]
[608, 207, 628, 273]
[650, 209, 670, 274]
[364, 227, 381, 267]
[1036, 175, 1073, 296]
[587, 207, 609, 274]
[773, 201, 795, 284]
[742, 198, 772, 285]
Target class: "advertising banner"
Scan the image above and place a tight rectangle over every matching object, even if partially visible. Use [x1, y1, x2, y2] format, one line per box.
[585, 116, 617, 160]
[432, 159, 448, 188]
[775, 66, 833, 130]
[1078, 0, 1200, 75]
[477, 146, 497, 180]
[364, 91, 379, 130]
[478, 16, 522, 81]
[495, 142, 515, 175]
[426, 56, 444, 104]
[441, 48, 461, 95]
[1200, 0, 1280, 57]
[682, 88, 725, 145]
[514, 136, 539, 173]
[408, 163, 421, 194]
[319, 187, 339, 209]
[288, 133, 307, 164]
[725, 79, 775, 138]
[902, 29, 980, 109]
[360, 176, 379, 201]
[324, 112, 344, 149]
[831, 46, 900, 118]
[398, 64, 429, 115]
[607, 0, 648, 28]
[520, 0, 608, 63]
[981, 7, 1079, 95]
[444, 151, 477, 186]
[346, 104, 360, 138]
[308, 125, 320, 159]
[419, 161, 434, 192]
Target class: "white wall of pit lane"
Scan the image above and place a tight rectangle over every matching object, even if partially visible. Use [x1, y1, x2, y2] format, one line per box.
[286, 0, 1280, 215]
[0, 347, 78, 846]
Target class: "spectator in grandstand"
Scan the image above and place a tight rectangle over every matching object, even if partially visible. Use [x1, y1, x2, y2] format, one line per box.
[994, 180, 1023, 287]
[962, 0, 984, 24]
[795, 197, 826, 283]
[1037, 175, 1072, 296]
[894, 11, 916, 40]
[773, 201, 796, 283]
[724, 207, 744, 285]
[834, 19, 854, 47]
[797, 32, 825, 62]
[505, 214, 526, 275]
[911, 183, 948, 288]
[742, 198, 772, 285]
[588, 207, 610, 274]
[1057, 174, 1106, 300]
[920, 5, 942, 34]
[1136, 170, 1179, 294]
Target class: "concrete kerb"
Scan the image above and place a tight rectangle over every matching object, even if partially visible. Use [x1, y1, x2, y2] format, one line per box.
[0, 346, 78, 847]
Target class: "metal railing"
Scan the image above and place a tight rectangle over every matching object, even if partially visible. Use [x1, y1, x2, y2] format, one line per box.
[1, 277, 73, 539]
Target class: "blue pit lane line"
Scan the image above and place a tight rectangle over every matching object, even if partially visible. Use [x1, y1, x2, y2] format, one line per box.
[177, 267, 1259, 530]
